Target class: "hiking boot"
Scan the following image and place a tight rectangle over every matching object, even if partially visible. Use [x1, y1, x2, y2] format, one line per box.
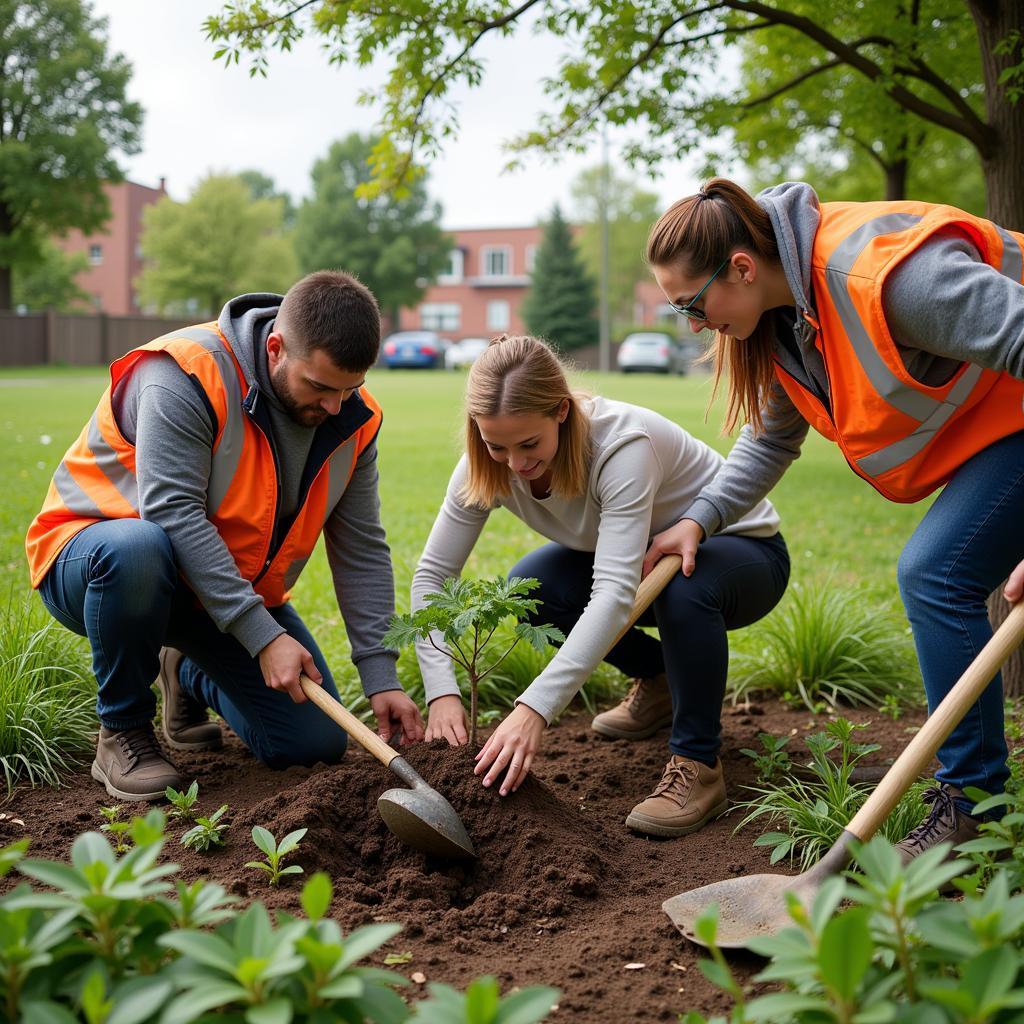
[155, 648, 222, 751]
[591, 673, 673, 740]
[625, 755, 728, 838]
[91, 724, 182, 801]
[895, 783, 982, 866]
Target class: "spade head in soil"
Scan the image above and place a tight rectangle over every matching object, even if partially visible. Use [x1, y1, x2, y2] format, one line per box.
[378, 756, 476, 859]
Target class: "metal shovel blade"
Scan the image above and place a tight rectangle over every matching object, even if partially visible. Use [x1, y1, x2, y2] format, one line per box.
[662, 836, 853, 948]
[376, 756, 476, 859]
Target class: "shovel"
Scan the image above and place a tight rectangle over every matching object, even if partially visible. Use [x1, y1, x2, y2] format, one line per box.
[299, 675, 476, 860]
[662, 597, 1024, 949]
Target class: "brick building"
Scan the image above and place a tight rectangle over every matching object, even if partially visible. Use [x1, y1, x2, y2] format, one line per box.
[56, 178, 167, 315]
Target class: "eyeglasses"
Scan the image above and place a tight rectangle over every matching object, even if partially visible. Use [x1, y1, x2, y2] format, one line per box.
[668, 257, 730, 321]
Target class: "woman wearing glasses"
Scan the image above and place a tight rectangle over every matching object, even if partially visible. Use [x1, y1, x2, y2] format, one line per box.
[412, 334, 789, 837]
[644, 177, 1024, 863]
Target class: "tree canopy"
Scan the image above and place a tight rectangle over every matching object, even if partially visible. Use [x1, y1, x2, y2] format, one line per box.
[521, 204, 597, 351]
[205, 1, 1024, 222]
[12, 243, 89, 313]
[292, 133, 450, 326]
[136, 174, 298, 317]
[0, 0, 143, 309]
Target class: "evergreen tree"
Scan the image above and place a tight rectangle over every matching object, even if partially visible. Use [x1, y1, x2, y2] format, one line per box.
[521, 206, 596, 352]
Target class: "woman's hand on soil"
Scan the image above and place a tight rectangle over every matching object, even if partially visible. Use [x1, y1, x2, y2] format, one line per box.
[642, 518, 705, 579]
[425, 695, 470, 746]
[1005, 558, 1024, 603]
[474, 703, 546, 796]
[258, 634, 321, 703]
[370, 690, 425, 745]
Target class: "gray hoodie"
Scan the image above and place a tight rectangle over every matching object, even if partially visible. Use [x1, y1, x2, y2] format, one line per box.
[112, 294, 400, 696]
[684, 182, 1024, 537]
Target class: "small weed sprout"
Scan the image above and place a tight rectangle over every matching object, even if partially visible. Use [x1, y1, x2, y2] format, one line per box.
[879, 693, 903, 721]
[98, 805, 132, 853]
[180, 805, 229, 852]
[383, 576, 564, 745]
[165, 780, 200, 821]
[739, 732, 792, 784]
[244, 825, 306, 886]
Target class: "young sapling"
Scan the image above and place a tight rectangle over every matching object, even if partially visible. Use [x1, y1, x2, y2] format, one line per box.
[383, 576, 563, 745]
[244, 825, 307, 886]
[165, 780, 200, 821]
[180, 805, 229, 852]
[98, 805, 132, 853]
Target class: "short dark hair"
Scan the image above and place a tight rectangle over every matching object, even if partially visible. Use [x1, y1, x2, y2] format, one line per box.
[276, 270, 381, 371]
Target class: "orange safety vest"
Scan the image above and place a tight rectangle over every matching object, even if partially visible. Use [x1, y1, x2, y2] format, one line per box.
[26, 323, 383, 605]
[773, 201, 1024, 502]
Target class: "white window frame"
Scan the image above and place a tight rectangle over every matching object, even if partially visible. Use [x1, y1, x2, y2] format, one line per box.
[525, 244, 538, 273]
[481, 245, 512, 279]
[88, 244, 103, 266]
[486, 300, 511, 332]
[438, 248, 464, 284]
[420, 302, 461, 331]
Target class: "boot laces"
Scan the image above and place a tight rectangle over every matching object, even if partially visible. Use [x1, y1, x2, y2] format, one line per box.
[651, 758, 699, 803]
[115, 726, 164, 770]
[902, 785, 960, 847]
[626, 677, 657, 713]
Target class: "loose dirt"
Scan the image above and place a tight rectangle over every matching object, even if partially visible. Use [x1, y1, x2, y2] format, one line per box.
[1, 700, 926, 1021]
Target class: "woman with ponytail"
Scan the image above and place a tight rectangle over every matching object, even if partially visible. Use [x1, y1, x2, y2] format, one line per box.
[412, 335, 789, 837]
[645, 177, 1024, 863]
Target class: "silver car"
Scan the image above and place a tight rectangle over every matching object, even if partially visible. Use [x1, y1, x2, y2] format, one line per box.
[617, 332, 688, 374]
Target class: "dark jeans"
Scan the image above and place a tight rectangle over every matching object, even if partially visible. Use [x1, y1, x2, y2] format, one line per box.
[510, 532, 790, 764]
[38, 518, 347, 769]
[897, 429, 1024, 799]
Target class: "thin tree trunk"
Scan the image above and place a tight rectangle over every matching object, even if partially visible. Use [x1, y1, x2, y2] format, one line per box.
[884, 158, 909, 201]
[0, 266, 11, 312]
[969, 2, 1024, 695]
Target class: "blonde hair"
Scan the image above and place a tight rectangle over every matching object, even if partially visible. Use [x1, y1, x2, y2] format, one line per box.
[646, 177, 780, 434]
[460, 335, 591, 508]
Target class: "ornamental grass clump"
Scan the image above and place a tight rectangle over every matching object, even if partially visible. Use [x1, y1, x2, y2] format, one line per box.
[383, 576, 564, 745]
[0, 595, 95, 792]
[729, 579, 921, 712]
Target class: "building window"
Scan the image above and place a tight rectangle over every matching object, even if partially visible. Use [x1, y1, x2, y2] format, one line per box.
[481, 246, 512, 278]
[88, 244, 103, 266]
[525, 244, 538, 273]
[438, 249, 464, 284]
[420, 303, 461, 331]
[486, 300, 510, 332]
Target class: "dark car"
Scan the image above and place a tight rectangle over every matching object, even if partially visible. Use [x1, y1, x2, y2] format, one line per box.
[382, 331, 446, 369]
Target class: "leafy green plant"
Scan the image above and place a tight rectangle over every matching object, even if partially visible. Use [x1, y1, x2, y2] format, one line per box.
[739, 732, 792, 784]
[729, 580, 920, 712]
[165, 780, 200, 821]
[245, 825, 307, 886]
[0, 594, 96, 792]
[384, 576, 564, 744]
[734, 718, 927, 870]
[180, 804, 229, 852]
[410, 974, 560, 1023]
[98, 804, 133, 853]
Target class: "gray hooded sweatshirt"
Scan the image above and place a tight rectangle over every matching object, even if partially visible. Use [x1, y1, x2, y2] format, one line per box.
[683, 182, 1024, 538]
[111, 294, 400, 697]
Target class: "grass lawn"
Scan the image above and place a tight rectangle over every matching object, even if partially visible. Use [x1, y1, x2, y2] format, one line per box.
[0, 365, 927, 714]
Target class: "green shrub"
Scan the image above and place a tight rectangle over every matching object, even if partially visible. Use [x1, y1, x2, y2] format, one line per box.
[729, 580, 921, 712]
[0, 813, 560, 1023]
[733, 718, 928, 870]
[0, 595, 96, 792]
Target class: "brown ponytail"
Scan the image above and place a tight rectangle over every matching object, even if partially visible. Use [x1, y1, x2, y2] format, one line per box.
[646, 178, 780, 434]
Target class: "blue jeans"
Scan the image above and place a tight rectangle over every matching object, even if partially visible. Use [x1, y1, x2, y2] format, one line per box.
[38, 519, 348, 769]
[510, 532, 790, 765]
[897, 430, 1024, 800]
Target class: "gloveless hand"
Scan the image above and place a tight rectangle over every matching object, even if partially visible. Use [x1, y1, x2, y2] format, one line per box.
[258, 633, 321, 703]
[473, 702, 546, 796]
[369, 690, 425, 745]
[1004, 559, 1024, 603]
[425, 694, 470, 746]
[641, 518, 705, 579]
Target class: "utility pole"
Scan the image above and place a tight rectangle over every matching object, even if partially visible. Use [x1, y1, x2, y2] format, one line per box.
[598, 119, 611, 373]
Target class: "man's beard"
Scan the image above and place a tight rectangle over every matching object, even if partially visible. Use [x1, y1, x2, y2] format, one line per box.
[270, 365, 328, 427]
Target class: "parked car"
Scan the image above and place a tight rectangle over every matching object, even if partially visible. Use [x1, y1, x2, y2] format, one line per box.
[616, 332, 688, 374]
[446, 337, 490, 369]
[381, 330, 446, 369]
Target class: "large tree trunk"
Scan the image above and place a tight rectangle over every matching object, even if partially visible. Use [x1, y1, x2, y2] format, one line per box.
[884, 158, 909, 202]
[969, 2, 1024, 695]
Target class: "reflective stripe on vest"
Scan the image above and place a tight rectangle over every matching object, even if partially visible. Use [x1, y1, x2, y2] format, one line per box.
[822, 212, 1022, 482]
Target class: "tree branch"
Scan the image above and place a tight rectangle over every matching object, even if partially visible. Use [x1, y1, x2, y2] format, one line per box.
[742, 57, 844, 108]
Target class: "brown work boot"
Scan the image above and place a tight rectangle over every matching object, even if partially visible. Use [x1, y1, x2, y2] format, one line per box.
[626, 755, 728, 838]
[895, 783, 982, 866]
[591, 673, 673, 740]
[91, 724, 182, 801]
[155, 648, 222, 751]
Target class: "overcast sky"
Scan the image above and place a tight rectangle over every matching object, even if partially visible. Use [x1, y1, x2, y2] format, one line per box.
[92, 0, 707, 228]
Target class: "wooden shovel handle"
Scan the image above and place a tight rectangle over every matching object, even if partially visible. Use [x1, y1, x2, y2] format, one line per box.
[609, 554, 684, 649]
[299, 674, 399, 768]
[846, 599, 1024, 841]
